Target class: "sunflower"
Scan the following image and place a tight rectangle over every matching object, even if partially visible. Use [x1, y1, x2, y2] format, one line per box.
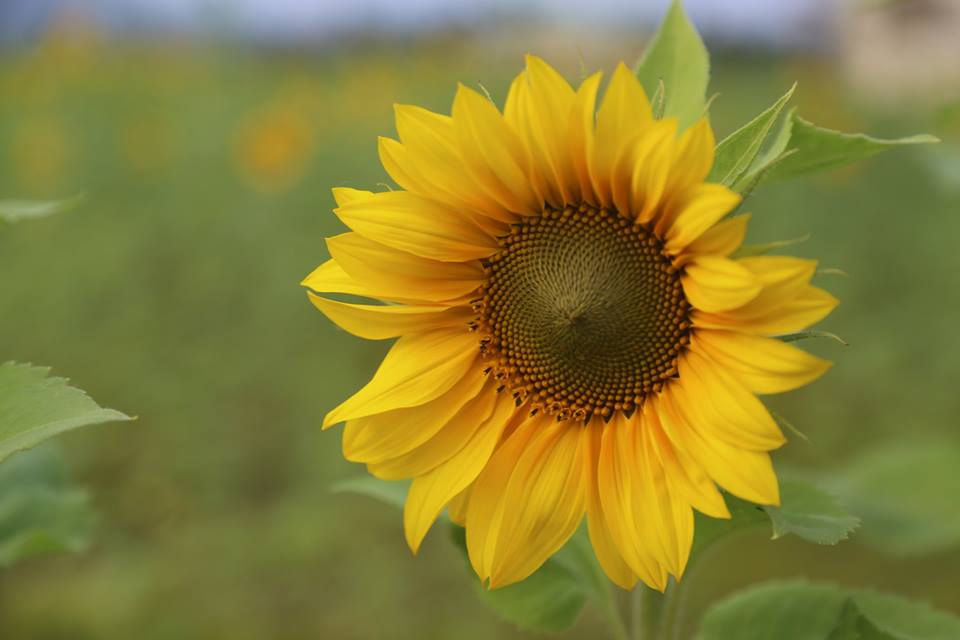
[304, 56, 837, 591]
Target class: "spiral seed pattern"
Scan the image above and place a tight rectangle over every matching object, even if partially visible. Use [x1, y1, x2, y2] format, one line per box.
[473, 203, 690, 422]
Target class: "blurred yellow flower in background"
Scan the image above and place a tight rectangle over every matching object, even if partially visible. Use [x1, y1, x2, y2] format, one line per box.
[10, 115, 73, 195]
[233, 104, 316, 194]
[304, 56, 837, 592]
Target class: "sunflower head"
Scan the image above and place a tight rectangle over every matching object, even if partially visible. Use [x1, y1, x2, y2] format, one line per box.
[304, 56, 837, 592]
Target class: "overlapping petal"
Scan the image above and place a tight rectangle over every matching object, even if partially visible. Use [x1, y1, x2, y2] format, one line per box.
[466, 416, 587, 588]
[324, 328, 480, 428]
[308, 295, 474, 340]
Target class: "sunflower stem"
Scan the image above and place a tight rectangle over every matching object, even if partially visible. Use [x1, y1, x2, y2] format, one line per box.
[631, 585, 666, 640]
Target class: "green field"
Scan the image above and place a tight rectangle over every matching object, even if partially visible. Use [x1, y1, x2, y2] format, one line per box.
[1, 31, 958, 639]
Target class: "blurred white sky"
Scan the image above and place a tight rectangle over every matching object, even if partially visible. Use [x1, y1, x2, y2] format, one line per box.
[2, 0, 841, 48]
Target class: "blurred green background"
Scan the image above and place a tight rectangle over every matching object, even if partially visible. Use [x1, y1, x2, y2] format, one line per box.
[1, 4, 959, 638]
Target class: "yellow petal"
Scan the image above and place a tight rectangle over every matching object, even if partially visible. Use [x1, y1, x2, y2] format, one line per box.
[665, 184, 742, 253]
[682, 255, 762, 313]
[324, 328, 479, 428]
[402, 391, 516, 552]
[593, 62, 654, 208]
[645, 406, 730, 520]
[679, 349, 786, 451]
[369, 381, 499, 480]
[628, 118, 678, 223]
[487, 419, 587, 588]
[465, 415, 587, 588]
[504, 70, 558, 206]
[636, 411, 695, 578]
[584, 420, 638, 590]
[667, 117, 716, 193]
[378, 136, 434, 196]
[569, 71, 603, 205]
[452, 84, 541, 215]
[341, 366, 487, 460]
[302, 259, 381, 300]
[694, 329, 832, 394]
[682, 213, 751, 260]
[448, 486, 471, 526]
[737, 256, 818, 311]
[516, 54, 580, 206]
[308, 294, 474, 340]
[332, 187, 375, 207]
[393, 104, 515, 223]
[692, 256, 837, 335]
[379, 138, 510, 236]
[327, 233, 483, 303]
[597, 412, 669, 591]
[465, 414, 541, 581]
[658, 386, 781, 506]
[335, 190, 497, 262]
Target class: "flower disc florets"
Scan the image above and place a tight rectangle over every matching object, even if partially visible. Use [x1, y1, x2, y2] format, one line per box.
[474, 203, 691, 422]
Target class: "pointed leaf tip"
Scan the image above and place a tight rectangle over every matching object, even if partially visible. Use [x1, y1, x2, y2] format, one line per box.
[635, 0, 709, 130]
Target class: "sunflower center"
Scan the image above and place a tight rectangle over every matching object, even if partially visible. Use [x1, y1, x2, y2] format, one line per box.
[475, 203, 690, 422]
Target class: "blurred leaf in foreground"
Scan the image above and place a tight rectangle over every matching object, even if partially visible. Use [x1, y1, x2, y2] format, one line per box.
[0, 446, 95, 568]
[821, 441, 960, 556]
[698, 580, 960, 640]
[0, 196, 82, 225]
[0, 362, 131, 464]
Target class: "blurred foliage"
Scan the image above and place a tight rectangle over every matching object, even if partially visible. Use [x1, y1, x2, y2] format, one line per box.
[698, 580, 960, 640]
[0, 21, 958, 639]
[0, 446, 95, 568]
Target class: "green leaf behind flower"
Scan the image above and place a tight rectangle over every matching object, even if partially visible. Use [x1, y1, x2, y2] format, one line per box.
[710, 84, 796, 187]
[635, 0, 709, 130]
[692, 480, 858, 564]
[330, 475, 409, 509]
[766, 481, 860, 544]
[0, 362, 132, 464]
[449, 525, 593, 633]
[697, 580, 960, 640]
[765, 116, 938, 182]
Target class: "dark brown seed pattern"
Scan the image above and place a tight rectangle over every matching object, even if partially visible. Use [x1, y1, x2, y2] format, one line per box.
[471, 203, 690, 422]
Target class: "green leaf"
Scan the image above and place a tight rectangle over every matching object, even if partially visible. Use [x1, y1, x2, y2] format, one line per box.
[697, 580, 960, 640]
[710, 84, 796, 187]
[765, 481, 859, 545]
[0, 196, 82, 225]
[734, 106, 796, 192]
[821, 441, 960, 556]
[765, 115, 939, 182]
[449, 524, 600, 633]
[330, 476, 409, 510]
[826, 599, 896, 640]
[0, 362, 131, 464]
[635, 0, 709, 129]
[691, 480, 857, 566]
[0, 446, 96, 567]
